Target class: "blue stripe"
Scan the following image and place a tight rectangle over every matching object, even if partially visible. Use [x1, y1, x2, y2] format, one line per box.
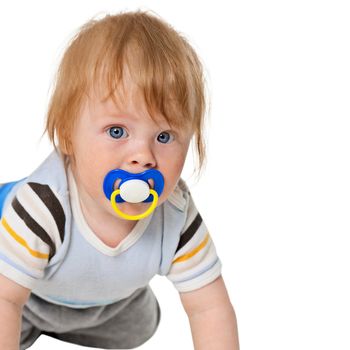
[43, 294, 120, 307]
[0, 179, 26, 217]
[173, 257, 220, 284]
[0, 252, 40, 279]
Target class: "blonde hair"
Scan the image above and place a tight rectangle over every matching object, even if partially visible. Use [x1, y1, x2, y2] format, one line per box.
[46, 10, 207, 171]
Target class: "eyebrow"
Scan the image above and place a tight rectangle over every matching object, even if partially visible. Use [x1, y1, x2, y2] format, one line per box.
[108, 112, 172, 127]
[104, 113, 135, 121]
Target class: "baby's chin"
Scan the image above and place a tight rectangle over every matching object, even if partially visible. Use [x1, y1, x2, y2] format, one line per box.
[116, 201, 155, 216]
[118, 196, 169, 217]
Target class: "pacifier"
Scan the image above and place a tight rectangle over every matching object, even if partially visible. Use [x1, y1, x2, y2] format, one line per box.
[103, 169, 164, 221]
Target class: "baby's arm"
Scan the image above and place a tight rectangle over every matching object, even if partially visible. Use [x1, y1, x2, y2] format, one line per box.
[0, 274, 31, 350]
[180, 276, 239, 350]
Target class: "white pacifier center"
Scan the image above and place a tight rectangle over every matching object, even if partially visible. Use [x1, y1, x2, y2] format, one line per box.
[119, 179, 150, 203]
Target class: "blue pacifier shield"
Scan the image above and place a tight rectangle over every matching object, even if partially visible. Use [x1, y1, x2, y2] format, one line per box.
[103, 169, 164, 203]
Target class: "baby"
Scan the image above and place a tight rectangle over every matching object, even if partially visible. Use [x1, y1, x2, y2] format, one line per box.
[0, 11, 239, 349]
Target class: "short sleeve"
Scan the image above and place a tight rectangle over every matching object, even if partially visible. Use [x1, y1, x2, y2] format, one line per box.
[0, 182, 65, 289]
[166, 193, 222, 292]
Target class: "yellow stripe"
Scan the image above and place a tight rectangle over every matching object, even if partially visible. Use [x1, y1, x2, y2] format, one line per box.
[1, 217, 49, 260]
[172, 233, 210, 264]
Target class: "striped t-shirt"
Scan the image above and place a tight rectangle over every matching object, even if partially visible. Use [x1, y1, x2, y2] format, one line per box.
[0, 151, 221, 308]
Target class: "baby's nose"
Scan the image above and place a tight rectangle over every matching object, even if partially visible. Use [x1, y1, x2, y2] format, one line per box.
[130, 159, 155, 168]
[128, 145, 157, 169]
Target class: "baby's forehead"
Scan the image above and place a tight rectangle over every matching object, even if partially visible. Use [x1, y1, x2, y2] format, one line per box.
[84, 62, 193, 131]
[85, 90, 173, 128]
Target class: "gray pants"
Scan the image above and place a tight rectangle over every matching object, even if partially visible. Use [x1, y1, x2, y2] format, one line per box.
[20, 287, 160, 349]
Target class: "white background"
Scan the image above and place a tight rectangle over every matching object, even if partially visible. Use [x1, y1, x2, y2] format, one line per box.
[1, 0, 350, 349]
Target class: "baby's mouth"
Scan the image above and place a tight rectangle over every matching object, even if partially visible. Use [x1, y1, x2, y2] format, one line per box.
[113, 178, 154, 191]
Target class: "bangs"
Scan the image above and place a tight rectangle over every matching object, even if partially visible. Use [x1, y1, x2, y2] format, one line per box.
[87, 14, 197, 129]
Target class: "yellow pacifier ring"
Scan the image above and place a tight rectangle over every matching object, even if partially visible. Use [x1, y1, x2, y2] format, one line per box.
[110, 189, 158, 221]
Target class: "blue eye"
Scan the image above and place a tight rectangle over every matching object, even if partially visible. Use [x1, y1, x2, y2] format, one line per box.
[108, 126, 128, 139]
[157, 132, 173, 144]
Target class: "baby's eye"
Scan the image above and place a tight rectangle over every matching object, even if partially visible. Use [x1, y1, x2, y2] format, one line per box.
[157, 131, 174, 144]
[108, 126, 128, 139]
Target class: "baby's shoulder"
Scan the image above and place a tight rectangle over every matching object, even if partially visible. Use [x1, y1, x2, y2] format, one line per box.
[166, 178, 191, 213]
[1, 151, 69, 212]
[26, 151, 69, 197]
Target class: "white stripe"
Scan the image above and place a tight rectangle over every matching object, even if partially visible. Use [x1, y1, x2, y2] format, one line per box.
[4, 204, 51, 256]
[0, 259, 38, 289]
[16, 184, 62, 248]
[0, 223, 47, 272]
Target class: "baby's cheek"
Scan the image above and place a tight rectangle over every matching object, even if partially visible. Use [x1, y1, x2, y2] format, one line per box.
[83, 171, 101, 197]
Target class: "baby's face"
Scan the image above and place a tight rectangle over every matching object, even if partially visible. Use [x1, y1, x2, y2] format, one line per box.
[69, 85, 192, 218]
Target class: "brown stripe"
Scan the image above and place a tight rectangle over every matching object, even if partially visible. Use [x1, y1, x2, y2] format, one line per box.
[28, 182, 65, 243]
[175, 213, 203, 253]
[12, 197, 55, 259]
